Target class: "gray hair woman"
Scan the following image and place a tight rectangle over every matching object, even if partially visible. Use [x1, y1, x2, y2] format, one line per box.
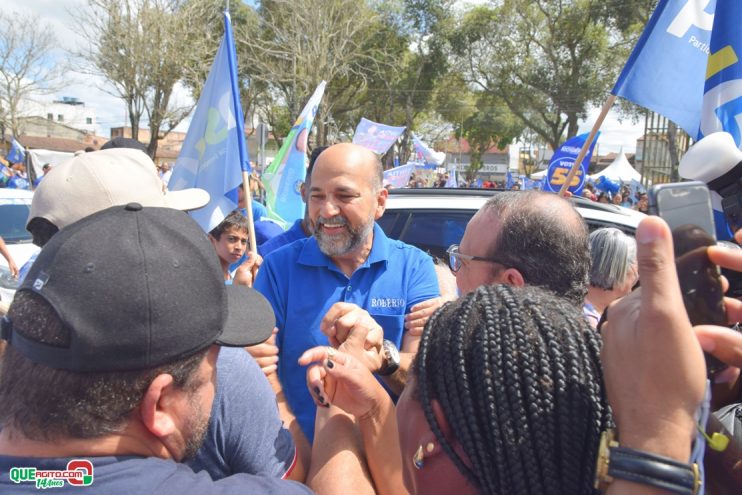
[584, 228, 638, 328]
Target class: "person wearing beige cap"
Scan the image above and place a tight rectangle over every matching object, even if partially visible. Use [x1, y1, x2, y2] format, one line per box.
[20, 147, 309, 483]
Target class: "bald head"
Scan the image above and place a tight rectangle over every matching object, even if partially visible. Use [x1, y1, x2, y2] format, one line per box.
[477, 191, 589, 304]
[313, 143, 383, 192]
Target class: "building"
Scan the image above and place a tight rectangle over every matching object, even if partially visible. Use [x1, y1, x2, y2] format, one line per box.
[438, 137, 510, 181]
[22, 97, 98, 135]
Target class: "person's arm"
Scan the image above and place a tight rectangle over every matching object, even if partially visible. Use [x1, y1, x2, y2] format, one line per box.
[267, 372, 311, 482]
[300, 344, 407, 495]
[0, 236, 19, 278]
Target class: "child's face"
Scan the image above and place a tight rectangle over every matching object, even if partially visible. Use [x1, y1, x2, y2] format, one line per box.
[210, 226, 248, 266]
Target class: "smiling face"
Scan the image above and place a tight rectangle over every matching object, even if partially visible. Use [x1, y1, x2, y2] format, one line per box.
[308, 144, 387, 259]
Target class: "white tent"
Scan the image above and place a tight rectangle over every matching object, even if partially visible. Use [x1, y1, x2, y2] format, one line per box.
[589, 151, 641, 183]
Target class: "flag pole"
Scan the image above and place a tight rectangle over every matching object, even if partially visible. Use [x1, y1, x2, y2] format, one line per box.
[558, 95, 616, 196]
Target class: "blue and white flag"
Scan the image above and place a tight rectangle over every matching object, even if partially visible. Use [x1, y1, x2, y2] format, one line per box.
[7, 138, 25, 164]
[445, 164, 458, 188]
[699, 1, 742, 145]
[352, 118, 406, 155]
[169, 12, 250, 232]
[612, 0, 715, 139]
[542, 132, 599, 195]
[383, 163, 416, 188]
[412, 133, 445, 166]
[263, 81, 326, 227]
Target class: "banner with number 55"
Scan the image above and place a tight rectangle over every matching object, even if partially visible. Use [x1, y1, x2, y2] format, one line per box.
[542, 132, 600, 195]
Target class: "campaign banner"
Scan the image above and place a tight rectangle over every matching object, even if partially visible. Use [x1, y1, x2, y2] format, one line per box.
[383, 163, 416, 188]
[542, 132, 599, 195]
[412, 133, 446, 165]
[352, 118, 405, 154]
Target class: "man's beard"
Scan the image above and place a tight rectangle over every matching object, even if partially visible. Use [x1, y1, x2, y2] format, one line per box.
[314, 214, 374, 257]
[181, 391, 210, 461]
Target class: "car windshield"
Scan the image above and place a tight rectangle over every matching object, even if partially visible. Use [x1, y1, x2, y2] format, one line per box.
[0, 203, 32, 243]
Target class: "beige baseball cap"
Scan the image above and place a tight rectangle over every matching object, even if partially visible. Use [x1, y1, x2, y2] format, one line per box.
[28, 148, 210, 230]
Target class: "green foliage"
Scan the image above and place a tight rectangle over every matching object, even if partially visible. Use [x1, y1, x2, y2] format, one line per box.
[450, 0, 656, 150]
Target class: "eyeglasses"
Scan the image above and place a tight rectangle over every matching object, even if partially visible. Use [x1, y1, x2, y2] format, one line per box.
[446, 244, 508, 273]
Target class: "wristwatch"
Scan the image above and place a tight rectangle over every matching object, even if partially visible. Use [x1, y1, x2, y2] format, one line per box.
[594, 430, 701, 495]
[378, 339, 400, 376]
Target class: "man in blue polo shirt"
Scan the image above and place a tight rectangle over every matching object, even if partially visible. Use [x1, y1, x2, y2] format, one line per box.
[253, 143, 440, 441]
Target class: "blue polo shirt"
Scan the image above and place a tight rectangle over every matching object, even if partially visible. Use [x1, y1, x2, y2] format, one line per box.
[254, 223, 439, 441]
[258, 219, 308, 257]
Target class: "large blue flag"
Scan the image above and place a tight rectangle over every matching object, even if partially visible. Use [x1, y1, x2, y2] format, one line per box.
[7, 138, 25, 164]
[699, 1, 742, 145]
[263, 81, 326, 227]
[352, 118, 406, 154]
[542, 132, 599, 195]
[612, 0, 715, 139]
[169, 12, 250, 232]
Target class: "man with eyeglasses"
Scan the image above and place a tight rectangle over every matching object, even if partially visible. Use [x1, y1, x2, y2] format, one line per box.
[448, 191, 590, 304]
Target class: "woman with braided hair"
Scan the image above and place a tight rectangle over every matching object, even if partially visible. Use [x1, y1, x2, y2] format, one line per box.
[300, 283, 612, 495]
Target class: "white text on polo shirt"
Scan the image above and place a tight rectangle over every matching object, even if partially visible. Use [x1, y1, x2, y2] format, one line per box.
[371, 298, 405, 309]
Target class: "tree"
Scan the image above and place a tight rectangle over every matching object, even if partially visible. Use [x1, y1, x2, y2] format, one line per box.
[75, 0, 216, 156]
[451, 0, 654, 150]
[237, 0, 394, 147]
[0, 12, 63, 138]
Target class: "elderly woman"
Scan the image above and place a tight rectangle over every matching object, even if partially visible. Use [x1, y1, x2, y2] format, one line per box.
[584, 228, 638, 328]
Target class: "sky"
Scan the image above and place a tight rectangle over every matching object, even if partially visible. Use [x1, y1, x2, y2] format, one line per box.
[7, 0, 645, 155]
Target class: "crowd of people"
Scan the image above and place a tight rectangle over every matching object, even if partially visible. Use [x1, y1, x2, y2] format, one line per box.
[0, 138, 740, 494]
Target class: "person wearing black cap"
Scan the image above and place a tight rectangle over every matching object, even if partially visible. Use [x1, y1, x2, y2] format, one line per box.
[22, 147, 308, 482]
[0, 205, 311, 494]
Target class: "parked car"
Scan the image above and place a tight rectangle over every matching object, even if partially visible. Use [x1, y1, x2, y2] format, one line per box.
[0, 189, 39, 303]
[378, 188, 645, 260]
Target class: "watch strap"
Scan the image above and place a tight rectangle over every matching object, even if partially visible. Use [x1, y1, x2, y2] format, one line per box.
[608, 446, 699, 495]
[378, 339, 400, 376]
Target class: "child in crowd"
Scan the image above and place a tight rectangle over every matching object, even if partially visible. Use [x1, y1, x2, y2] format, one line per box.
[208, 210, 251, 285]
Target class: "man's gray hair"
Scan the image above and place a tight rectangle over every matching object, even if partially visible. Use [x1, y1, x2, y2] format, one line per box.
[588, 228, 637, 290]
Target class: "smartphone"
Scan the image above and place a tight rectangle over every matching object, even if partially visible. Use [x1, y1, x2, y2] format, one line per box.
[648, 181, 716, 237]
[648, 181, 728, 376]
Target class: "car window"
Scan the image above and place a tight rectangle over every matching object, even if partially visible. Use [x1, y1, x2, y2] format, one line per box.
[397, 210, 474, 259]
[0, 204, 33, 243]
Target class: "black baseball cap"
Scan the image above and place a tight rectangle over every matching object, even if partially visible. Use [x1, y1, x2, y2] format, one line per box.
[1, 203, 275, 372]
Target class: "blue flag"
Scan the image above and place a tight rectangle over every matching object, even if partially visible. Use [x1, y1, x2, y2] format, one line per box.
[352, 118, 406, 154]
[169, 12, 250, 233]
[699, 1, 742, 145]
[7, 138, 25, 164]
[612, 0, 715, 139]
[263, 81, 326, 228]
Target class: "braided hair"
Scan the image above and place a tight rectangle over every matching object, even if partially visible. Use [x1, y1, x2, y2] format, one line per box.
[414, 284, 611, 495]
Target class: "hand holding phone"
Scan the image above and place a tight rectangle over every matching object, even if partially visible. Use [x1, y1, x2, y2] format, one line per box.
[648, 182, 728, 377]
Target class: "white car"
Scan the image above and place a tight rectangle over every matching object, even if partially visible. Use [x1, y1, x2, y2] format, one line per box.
[378, 188, 646, 260]
[0, 189, 39, 303]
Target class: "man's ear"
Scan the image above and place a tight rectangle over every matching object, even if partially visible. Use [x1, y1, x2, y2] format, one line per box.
[375, 187, 388, 219]
[139, 373, 178, 439]
[300, 181, 308, 203]
[502, 268, 525, 288]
